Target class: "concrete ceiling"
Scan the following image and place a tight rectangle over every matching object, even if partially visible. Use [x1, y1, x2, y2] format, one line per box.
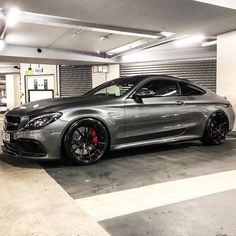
[0, 0, 234, 64]
[4, 22, 70, 48]
[50, 30, 139, 53]
[0, 0, 235, 35]
[4, 21, 140, 53]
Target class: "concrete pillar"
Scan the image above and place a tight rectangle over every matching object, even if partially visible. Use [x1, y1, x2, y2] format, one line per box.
[217, 31, 236, 131]
[5, 74, 21, 110]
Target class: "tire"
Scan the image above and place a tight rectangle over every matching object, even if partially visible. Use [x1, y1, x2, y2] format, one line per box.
[201, 111, 229, 145]
[63, 118, 109, 165]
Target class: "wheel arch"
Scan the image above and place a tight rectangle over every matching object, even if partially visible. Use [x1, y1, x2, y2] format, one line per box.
[203, 109, 230, 136]
[60, 115, 111, 155]
[208, 109, 229, 130]
[201, 109, 229, 145]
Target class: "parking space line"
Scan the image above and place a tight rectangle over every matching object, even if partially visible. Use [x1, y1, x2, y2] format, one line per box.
[227, 137, 236, 141]
[75, 170, 236, 221]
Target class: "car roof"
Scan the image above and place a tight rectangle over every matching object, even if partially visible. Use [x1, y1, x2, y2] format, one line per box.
[120, 74, 191, 83]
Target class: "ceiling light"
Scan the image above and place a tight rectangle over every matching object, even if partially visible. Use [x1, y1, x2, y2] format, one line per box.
[201, 40, 217, 47]
[6, 7, 20, 27]
[107, 39, 149, 55]
[175, 34, 205, 47]
[160, 31, 175, 37]
[194, 0, 236, 10]
[0, 40, 5, 51]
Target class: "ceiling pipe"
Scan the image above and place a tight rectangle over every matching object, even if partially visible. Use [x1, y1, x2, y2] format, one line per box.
[0, 8, 161, 39]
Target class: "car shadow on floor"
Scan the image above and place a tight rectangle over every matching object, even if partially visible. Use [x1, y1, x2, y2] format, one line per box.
[39, 141, 199, 168]
[104, 141, 201, 159]
[41, 140, 208, 168]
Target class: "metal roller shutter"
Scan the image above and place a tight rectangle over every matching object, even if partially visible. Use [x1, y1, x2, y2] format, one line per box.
[120, 58, 216, 92]
[59, 65, 92, 97]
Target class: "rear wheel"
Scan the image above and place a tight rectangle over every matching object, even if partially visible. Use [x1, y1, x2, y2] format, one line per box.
[63, 118, 109, 164]
[201, 112, 228, 145]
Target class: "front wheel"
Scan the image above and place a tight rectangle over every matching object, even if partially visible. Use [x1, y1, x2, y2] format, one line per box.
[201, 112, 228, 145]
[63, 118, 109, 165]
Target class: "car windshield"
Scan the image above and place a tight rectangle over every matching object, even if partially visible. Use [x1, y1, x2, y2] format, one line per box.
[85, 77, 141, 97]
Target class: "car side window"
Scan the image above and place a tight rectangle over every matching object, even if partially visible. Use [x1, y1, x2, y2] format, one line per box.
[138, 79, 180, 97]
[179, 82, 206, 96]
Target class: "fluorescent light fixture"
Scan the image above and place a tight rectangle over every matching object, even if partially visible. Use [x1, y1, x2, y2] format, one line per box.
[0, 40, 5, 51]
[108, 44, 132, 55]
[175, 34, 205, 47]
[194, 0, 236, 10]
[160, 31, 175, 37]
[6, 7, 20, 27]
[107, 39, 150, 55]
[201, 40, 217, 47]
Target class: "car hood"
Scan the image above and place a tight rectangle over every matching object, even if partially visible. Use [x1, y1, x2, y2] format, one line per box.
[7, 95, 116, 116]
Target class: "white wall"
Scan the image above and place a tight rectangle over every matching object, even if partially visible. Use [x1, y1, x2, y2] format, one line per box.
[20, 63, 59, 103]
[92, 64, 120, 88]
[217, 31, 236, 131]
[6, 74, 21, 109]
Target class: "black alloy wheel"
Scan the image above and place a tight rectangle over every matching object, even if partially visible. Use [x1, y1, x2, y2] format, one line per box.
[63, 118, 108, 164]
[201, 112, 228, 145]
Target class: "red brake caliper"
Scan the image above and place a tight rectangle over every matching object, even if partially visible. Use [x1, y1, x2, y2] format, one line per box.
[89, 128, 98, 147]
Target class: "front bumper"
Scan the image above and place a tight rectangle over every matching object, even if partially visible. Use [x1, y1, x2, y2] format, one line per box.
[2, 119, 69, 160]
[3, 139, 47, 157]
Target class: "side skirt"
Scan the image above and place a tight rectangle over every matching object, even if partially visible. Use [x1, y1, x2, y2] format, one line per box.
[111, 135, 200, 150]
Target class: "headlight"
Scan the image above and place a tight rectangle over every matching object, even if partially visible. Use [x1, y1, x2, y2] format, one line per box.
[25, 112, 62, 130]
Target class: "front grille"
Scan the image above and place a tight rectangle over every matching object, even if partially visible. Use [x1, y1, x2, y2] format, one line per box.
[4, 115, 21, 131]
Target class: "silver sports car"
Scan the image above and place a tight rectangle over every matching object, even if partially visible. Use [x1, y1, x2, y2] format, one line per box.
[2, 75, 235, 164]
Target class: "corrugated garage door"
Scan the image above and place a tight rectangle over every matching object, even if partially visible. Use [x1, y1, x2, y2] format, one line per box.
[120, 58, 216, 92]
[59, 65, 92, 97]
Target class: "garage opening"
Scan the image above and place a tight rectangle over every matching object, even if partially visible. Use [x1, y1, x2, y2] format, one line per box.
[120, 58, 216, 92]
[59, 65, 92, 97]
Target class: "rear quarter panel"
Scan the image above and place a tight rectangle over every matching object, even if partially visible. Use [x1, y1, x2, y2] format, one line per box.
[183, 90, 235, 137]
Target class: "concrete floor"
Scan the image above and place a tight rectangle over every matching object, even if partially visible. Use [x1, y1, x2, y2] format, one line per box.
[0, 155, 110, 236]
[43, 138, 236, 236]
[43, 139, 236, 198]
[1, 111, 236, 236]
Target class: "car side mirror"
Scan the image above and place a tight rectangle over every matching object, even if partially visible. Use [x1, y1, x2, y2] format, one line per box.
[136, 88, 155, 98]
[133, 88, 155, 102]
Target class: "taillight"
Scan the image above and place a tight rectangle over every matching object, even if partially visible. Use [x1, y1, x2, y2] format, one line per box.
[228, 101, 232, 107]
[224, 98, 232, 108]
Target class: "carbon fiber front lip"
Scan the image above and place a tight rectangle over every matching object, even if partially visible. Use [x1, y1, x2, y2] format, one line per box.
[2, 145, 17, 156]
[1, 143, 59, 160]
[2, 140, 47, 157]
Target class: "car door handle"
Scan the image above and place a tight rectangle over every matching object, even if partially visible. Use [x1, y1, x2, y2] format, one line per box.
[175, 100, 184, 105]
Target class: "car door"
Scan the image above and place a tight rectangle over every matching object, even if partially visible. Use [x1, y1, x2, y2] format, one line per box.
[124, 78, 190, 143]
